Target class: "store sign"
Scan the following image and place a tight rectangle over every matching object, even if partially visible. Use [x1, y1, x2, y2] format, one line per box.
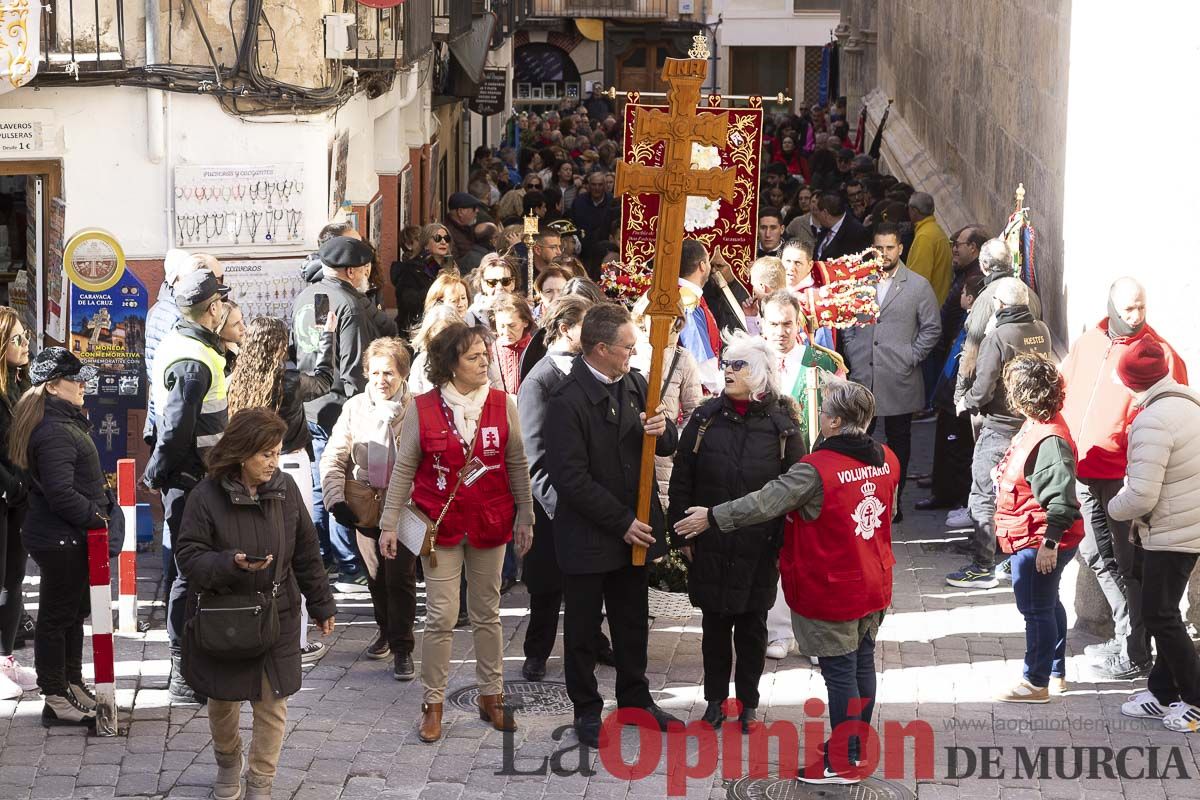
[469, 68, 508, 116]
[64, 232, 148, 471]
[0, 109, 60, 157]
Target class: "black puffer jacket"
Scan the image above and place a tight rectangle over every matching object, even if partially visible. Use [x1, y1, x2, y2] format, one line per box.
[176, 471, 336, 701]
[668, 394, 803, 615]
[23, 395, 108, 551]
[0, 375, 30, 505]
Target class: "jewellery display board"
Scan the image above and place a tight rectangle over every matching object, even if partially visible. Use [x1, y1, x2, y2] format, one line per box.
[173, 164, 306, 248]
[222, 259, 307, 325]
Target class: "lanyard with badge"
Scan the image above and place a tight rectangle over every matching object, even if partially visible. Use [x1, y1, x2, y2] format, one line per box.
[437, 392, 490, 488]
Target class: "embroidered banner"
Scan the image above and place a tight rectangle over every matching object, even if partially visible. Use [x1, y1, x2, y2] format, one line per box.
[619, 102, 763, 286]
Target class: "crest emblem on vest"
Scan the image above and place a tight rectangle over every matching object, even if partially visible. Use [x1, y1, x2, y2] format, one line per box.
[481, 426, 501, 455]
[850, 479, 885, 540]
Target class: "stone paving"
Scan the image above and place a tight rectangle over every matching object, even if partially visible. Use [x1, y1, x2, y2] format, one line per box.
[2, 429, 1199, 799]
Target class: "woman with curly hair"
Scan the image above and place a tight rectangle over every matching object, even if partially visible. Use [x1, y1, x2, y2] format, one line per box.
[991, 353, 1083, 704]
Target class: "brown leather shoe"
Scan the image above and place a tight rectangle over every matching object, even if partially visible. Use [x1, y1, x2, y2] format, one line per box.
[478, 694, 516, 732]
[418, 702, 443, 743]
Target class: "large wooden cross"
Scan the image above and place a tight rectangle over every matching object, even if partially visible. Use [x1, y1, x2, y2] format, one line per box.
[615, 56, 735, 566]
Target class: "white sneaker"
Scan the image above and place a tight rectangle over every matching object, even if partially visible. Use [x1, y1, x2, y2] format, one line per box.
[765, 640, 792, 660]
[0, 656, 37, 692]
[1122, 690, 1168, 719]
[945, 508, 973, 529]
[0, 670, 21, 700]
[1162, 702, 1200, 732]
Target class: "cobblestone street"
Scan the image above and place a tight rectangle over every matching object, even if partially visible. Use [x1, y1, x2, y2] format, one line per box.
[2, 441, 1199, 800]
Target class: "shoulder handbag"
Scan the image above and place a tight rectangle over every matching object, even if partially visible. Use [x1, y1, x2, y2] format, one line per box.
[190, 501, 285, 661]
[396, 430, 478, 568]
[343, 479, 383, 529]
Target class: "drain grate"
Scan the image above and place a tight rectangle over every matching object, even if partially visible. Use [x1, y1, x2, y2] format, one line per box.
[447, 680, 574, 716]
[726, 775, 915, 800]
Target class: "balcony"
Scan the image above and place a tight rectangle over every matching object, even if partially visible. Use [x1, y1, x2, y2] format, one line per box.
[434, 0, 472, 41]
[37, 0, 129, 75]
[528, 0, 685, 18]
[488, 0, 533, 36]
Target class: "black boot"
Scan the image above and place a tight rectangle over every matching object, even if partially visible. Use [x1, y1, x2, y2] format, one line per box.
[739, 706, 758, 734]
[168, 649, 204, 705]
[701, 701, 724, 729]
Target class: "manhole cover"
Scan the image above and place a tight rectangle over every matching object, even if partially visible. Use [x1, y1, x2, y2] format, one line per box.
[727, 775, 914, 800]
[447, 680, 573, 716]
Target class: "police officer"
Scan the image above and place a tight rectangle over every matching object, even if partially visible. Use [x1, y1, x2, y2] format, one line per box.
[143, 268, 230, 704]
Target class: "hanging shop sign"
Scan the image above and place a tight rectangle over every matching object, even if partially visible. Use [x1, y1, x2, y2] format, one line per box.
[469, 68, 508, 116]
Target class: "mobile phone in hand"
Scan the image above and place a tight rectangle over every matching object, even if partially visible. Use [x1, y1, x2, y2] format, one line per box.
[243, 554, 270, 564]
[314, 293, 330, 322]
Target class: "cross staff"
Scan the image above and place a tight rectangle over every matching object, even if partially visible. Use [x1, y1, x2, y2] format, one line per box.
[615, 57, 735, 566]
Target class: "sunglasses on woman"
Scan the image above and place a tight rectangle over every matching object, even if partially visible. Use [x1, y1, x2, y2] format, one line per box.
[720, 359, 749, 372]
[431, 234, 451, 244]
[484, 277, 515, 288]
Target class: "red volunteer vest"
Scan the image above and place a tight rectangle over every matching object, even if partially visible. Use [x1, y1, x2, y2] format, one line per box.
[780, 447, 900, 622]
[992, 414, 1085, 554]
[410, 388, 515, 550]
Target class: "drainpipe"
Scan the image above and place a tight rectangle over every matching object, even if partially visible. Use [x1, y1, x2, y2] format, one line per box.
[145, 0, 164, 164]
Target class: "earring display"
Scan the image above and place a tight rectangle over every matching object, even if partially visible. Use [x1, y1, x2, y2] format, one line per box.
[173, 164, 306, 249]
[221, 259, 309, 326]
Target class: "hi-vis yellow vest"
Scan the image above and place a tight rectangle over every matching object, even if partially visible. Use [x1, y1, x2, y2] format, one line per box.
[151, 330, 228, 451]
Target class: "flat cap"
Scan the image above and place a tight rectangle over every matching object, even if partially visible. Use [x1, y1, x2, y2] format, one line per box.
[448, 191, 484, 210]
[318, 236, 375, 269]
[174, 269, 230, 309]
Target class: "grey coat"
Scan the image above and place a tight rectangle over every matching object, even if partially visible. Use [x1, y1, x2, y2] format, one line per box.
[839, 263, 941, 417]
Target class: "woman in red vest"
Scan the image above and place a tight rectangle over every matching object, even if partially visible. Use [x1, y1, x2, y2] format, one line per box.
[378, 323, 534, 743]
[675, 380, 898, 786]
[991, 353, 1083, 703]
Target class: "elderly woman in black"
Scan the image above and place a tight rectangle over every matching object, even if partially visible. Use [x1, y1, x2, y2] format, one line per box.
[8, 348, 106, 726]
[176, 409, 336, 799]
[669, 332, 802, 732]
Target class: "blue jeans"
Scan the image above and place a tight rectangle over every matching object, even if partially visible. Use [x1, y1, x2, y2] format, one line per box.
[308, 421, 361, 574]
[1010, 545, 1075, 687]
[816, 630, 876, 769]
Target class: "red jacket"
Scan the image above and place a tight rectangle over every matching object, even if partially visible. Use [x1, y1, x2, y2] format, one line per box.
[993, 414, 1085, 554]
[410, 389, 515, 550]
[1061, 320, 1188, 480]
[780, 448, 900, 622]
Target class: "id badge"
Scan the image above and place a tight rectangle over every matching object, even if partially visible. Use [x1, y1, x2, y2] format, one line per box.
[459, 457, 490, 487]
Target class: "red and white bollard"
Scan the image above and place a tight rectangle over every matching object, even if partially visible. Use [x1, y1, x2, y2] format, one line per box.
[86, 528, 119, 736]
[116, 459, 138, 634]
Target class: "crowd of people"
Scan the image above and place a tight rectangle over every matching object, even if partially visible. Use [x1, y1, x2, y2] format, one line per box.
[0, 97, 1192, 796]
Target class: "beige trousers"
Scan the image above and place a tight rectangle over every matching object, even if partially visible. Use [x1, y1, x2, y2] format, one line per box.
[207, 671, 289, 785]
[421, 540, 506, 703]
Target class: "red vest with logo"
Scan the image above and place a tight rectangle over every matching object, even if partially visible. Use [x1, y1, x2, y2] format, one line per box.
[780, 447, 900, 622]
[410, 388, 515, 550]
[992, 414, 1085, 554]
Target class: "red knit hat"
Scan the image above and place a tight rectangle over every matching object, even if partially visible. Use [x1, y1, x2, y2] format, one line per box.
[1117, 338, 1169, 391]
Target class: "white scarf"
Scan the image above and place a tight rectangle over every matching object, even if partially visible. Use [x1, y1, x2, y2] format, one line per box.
[439, 381, 489, 444]
[365, 383, 409, 487]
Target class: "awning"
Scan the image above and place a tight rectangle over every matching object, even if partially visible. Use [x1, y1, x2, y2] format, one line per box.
[0, 0, 40, 94]
[449, 14, 496, 84]
[575, 19, 604, 42]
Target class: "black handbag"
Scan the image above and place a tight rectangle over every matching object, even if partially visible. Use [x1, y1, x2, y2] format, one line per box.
[190, 503, 285, 661]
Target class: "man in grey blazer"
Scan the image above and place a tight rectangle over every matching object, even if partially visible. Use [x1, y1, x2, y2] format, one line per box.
[838, 222, 941, 520]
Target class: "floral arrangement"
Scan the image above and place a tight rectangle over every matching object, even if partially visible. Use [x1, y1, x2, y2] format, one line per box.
[600, 259, 653, 308]
[684, 143, 722, 232]
[649, 549, 690, 594]
[801, 247, 885, 329]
